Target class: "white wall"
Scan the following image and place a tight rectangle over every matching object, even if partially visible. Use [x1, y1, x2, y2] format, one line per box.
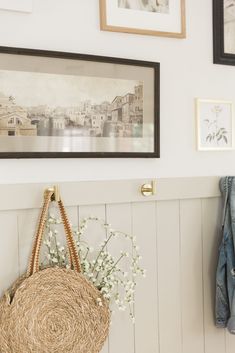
[0, 0, 234, 184]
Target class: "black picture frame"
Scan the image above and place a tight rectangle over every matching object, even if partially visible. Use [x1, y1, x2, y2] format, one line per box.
[0, 46, 160, 159]
[213, 0, 235, 66]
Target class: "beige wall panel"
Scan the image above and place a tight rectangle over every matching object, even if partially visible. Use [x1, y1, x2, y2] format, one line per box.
[156, 200, 182, 353]
[132, 201, 159, 353]
[180, 199, 204, 353]
[106, 203, 135, 353]
[0, 210, 18, 296]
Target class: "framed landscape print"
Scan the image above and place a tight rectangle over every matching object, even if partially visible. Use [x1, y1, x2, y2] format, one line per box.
[213, 0, 235, 65]
[0, 46, 159, 158]
[196, 99, 234, 151]
[100, 0, 186, 38]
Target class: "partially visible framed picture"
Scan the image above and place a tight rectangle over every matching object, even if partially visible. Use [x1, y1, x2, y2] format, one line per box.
[213, 0, 235, 65]
[196, 99, 234, 151]
[100, 0, 186, 38]
[0, 0, 32, 13]
[0, 46, 160, 158]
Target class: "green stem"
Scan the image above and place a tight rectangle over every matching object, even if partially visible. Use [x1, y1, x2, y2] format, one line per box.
[52, 232, 60, 264]
[92, 232, 114, 272]
[84, 247, 90, 261]
[95, 253, 109, 279]
[106, 254, 125, 277]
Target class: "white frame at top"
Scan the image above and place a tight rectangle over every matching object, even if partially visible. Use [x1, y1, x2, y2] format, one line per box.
[0, 0, 32, 13]
[100, 0, 186, 39]
[195, 98, 235, 151]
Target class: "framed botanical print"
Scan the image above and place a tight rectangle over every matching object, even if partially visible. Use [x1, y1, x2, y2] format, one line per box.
[213, 0, 235, 65]
[0, 46, 160, 158]
[100, 0, 186, 38]
[196, 98, 234, 151]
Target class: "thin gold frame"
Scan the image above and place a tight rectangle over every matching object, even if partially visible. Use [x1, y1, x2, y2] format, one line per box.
[100, 0, 186, 39]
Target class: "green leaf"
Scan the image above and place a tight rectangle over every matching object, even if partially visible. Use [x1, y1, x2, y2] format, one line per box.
[223, 135, 228, 144]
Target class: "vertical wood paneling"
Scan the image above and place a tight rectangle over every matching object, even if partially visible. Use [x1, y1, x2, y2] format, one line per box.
[132, 201, 159, 353]
[156, 200, 182, 353]
[0, 180, 228, 353]
[180, 199, 204, 353]
[226, 330, 235, 353]
[202, 197, 226, 353]
[78, 204, 109, 353]
[106, 203, 135, 353]
[0, 210, 18, 296]
[18, 209, 38, 275]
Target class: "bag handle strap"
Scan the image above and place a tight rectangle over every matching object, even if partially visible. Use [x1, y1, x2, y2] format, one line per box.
[27, 189, 81, 277]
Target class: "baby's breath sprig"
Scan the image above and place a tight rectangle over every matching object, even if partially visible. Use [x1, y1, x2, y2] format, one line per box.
[41, 215, 145, 323]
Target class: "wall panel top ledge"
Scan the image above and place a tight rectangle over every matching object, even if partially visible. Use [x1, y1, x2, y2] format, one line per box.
[0, 177, 221, 211]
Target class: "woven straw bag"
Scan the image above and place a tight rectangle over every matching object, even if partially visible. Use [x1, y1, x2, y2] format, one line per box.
[0, 189, 110, 353]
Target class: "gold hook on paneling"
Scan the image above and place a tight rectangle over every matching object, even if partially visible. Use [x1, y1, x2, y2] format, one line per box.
[141, 180, 156, 197]
[44, 185, 60, 202]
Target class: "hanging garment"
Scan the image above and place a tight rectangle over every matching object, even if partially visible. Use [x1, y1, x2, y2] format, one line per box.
[216, 176, 235, 333]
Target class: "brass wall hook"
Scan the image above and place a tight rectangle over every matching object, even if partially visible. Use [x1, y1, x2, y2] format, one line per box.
[141, 180, 156, 197]
[44, 185, 60, 202]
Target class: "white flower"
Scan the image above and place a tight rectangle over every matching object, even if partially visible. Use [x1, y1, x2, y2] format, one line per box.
[42, 214, 145, 325]
[119, 305, 126, 311]
[44, 239, 51, 247]
[96, 298, 103, 306]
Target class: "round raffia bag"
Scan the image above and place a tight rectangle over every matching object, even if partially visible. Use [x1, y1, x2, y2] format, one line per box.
[0, 189, 110, 353]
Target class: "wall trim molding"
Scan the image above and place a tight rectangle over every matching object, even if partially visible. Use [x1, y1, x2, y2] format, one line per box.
[0, 177, 221, 211]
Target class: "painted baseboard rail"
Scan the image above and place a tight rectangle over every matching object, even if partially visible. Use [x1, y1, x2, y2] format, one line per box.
[0, 176, 221, 211]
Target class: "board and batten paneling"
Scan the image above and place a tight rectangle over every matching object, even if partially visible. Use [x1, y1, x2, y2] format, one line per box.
[0, 177, 230, 353]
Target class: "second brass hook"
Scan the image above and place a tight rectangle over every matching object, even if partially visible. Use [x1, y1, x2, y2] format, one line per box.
[141, 180, 156, 197]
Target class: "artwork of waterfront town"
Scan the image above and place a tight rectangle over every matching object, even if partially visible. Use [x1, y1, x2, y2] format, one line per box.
[0, 70, 143, 139]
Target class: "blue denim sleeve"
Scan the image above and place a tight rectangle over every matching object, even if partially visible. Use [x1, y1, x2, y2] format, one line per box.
[215, 233, 230, 328]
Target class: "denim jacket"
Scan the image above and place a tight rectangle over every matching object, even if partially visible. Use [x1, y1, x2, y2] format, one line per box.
[216, 177, 235, 333]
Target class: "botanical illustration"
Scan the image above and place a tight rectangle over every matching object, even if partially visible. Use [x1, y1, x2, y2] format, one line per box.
[0, 70, 143, 139]
[198, 101, 233, 149]
[118, 0, 169, 13]
[204, 105, 228, 145]
[224, 0, 235, 54]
